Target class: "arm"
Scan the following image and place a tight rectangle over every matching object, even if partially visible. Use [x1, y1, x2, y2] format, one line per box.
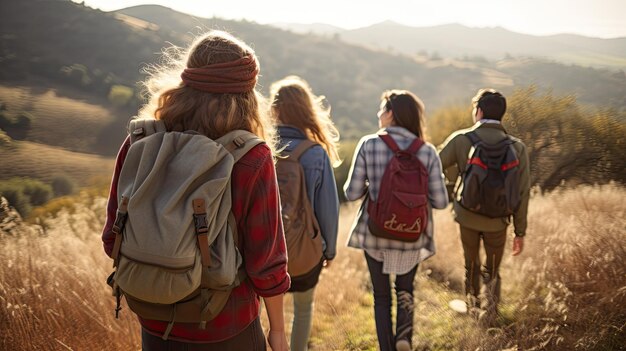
[438, 134, 461, 183]
[343, 137, 369, 201]
[240, 146, 291, 297]
[513, 143, 531, 237]
[313, 151, 340, 261]
[239, 149, 289, 350]
[102, 137, 130, 257]
[264, 295, 289, 351]
[427, 146, 449, 209]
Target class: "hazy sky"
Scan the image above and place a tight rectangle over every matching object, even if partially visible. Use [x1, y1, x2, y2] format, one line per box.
[74, 0, 626, 38]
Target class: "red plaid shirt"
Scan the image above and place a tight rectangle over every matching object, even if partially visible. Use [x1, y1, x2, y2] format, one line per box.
[102, 137, 290, 342]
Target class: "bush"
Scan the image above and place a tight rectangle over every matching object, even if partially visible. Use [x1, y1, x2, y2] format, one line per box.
[0, 111, 33, 140]
[0, 184, 31, 216]
[0, 178, 53, 215]
[0, 110, 12, 129]
[108, 85, 135, 107]
[14, 112, 33, 129]
[17, 178, 53, 206]
[51, 174, 77, 197]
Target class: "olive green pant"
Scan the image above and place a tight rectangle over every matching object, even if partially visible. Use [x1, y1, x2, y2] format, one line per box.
[459, 226, 507, 310]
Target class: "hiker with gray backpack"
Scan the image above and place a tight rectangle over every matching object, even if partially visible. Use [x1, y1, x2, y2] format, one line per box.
[344, 90, 449, 351]
[269, 76, 340, 351]
[438, 88, 530, 325]
[101, 31, 290, 351]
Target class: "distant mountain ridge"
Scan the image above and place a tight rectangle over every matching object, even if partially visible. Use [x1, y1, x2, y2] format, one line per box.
[1, 0, 625, 158]
[271, 22, 345, 35]
[338, 21, 626, 69]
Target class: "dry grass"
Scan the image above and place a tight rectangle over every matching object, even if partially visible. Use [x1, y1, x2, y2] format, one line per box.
[1, 185, 624, 350]
[0, 192, 140, 351]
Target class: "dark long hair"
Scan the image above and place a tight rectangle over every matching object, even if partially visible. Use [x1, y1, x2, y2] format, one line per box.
[381, 90, 425, 139]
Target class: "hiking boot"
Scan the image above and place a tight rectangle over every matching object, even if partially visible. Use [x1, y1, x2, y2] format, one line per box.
[478, 308, 498, 327]
[481, 272, 500, 325]
[395, 339, 411, 351]
[467, 294, 481, 320]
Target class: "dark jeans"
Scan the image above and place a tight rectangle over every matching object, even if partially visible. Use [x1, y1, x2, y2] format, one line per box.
[141, 318, 266, 351]
[365, 252, 418, 351]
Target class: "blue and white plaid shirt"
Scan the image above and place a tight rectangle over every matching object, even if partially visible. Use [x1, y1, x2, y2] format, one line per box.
[344, 126, 449, 274]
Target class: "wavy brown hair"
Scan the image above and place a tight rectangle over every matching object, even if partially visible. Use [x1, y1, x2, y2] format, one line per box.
[137, 30, 276, 151]
[269, 76, 340, 166]
[381, 89, 426, 139]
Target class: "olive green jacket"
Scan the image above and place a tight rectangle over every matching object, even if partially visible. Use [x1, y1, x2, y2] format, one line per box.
[438, 122, 530, 236]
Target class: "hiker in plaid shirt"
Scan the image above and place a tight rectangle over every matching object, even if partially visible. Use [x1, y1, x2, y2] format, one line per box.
[102, 31, 290, 351]
[344, 90, 448, 351]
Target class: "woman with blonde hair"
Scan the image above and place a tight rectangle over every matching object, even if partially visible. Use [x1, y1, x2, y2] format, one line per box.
[344, 90, 448, 351]
[269, 76, 340, 351]
[102, 31, 290, 351]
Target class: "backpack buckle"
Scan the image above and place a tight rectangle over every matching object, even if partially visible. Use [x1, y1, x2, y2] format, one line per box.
[112, 210, 128, 235]
[193, 213, 209, 234]
[132, 127, 145, 137]
[233, 136, 246, 148]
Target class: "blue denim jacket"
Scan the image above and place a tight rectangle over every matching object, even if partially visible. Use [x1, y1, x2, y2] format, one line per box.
[277, 125, 339, 260]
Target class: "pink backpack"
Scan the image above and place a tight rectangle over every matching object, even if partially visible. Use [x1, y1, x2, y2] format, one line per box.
[367, 133, 429, 242]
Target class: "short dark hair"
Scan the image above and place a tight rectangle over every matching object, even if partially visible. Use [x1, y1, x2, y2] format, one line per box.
[472, 89, 506, 120]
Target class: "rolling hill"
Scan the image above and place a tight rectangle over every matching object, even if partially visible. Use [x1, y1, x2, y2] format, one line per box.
[0, 0, 625, 164]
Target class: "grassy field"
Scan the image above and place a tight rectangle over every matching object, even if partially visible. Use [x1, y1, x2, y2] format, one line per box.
[0, 139, 114, 186]
[0, 85, 118, 153]
[1, 185, 624, 350]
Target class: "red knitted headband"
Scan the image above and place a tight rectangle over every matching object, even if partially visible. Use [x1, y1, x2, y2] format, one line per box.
[180, 55, 259, 94]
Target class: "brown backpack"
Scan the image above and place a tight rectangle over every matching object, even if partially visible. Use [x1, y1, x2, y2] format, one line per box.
[276, 140, 323, 277]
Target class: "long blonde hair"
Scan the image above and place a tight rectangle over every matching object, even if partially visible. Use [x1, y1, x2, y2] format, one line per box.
[269, 76, 340, 166]
[138, 30, 276, 152]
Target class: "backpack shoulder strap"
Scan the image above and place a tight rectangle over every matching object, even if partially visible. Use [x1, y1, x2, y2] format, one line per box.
[128, 118, 167, 144]
[405, 138, 424, 154]
[288, 139, 318, 161]
[464, 131, 482, 146]
[216, 130, 265, 163]
[378, 133, 400, 153]
[380, 133, 423, 155]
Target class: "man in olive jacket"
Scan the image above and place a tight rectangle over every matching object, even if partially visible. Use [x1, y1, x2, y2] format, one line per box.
[438, 89, 530, 322]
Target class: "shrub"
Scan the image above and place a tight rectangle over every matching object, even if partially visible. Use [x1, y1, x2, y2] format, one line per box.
[0, 110, 12, 129]
[107, 84, 135, 107]
[14, 112, 33, 129]
[16, 178, 53, 206]
[51, 174, 77, 197]
[0, 184, 31, 216]
[0, 178, 53, 215]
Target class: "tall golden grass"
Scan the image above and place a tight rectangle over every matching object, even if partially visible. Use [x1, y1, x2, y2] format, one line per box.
[0, 192, 140, 350]
[1, 185, 624, 350]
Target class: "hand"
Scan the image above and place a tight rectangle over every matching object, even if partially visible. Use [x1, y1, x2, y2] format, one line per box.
[267, 329, 289, 351]
[323, 259, 333, 269]
[512, 237, 524, 256]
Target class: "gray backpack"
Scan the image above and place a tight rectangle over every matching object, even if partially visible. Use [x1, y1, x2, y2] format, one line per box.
[456, 131, 521, 218]
[107, 118, 263, 339]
